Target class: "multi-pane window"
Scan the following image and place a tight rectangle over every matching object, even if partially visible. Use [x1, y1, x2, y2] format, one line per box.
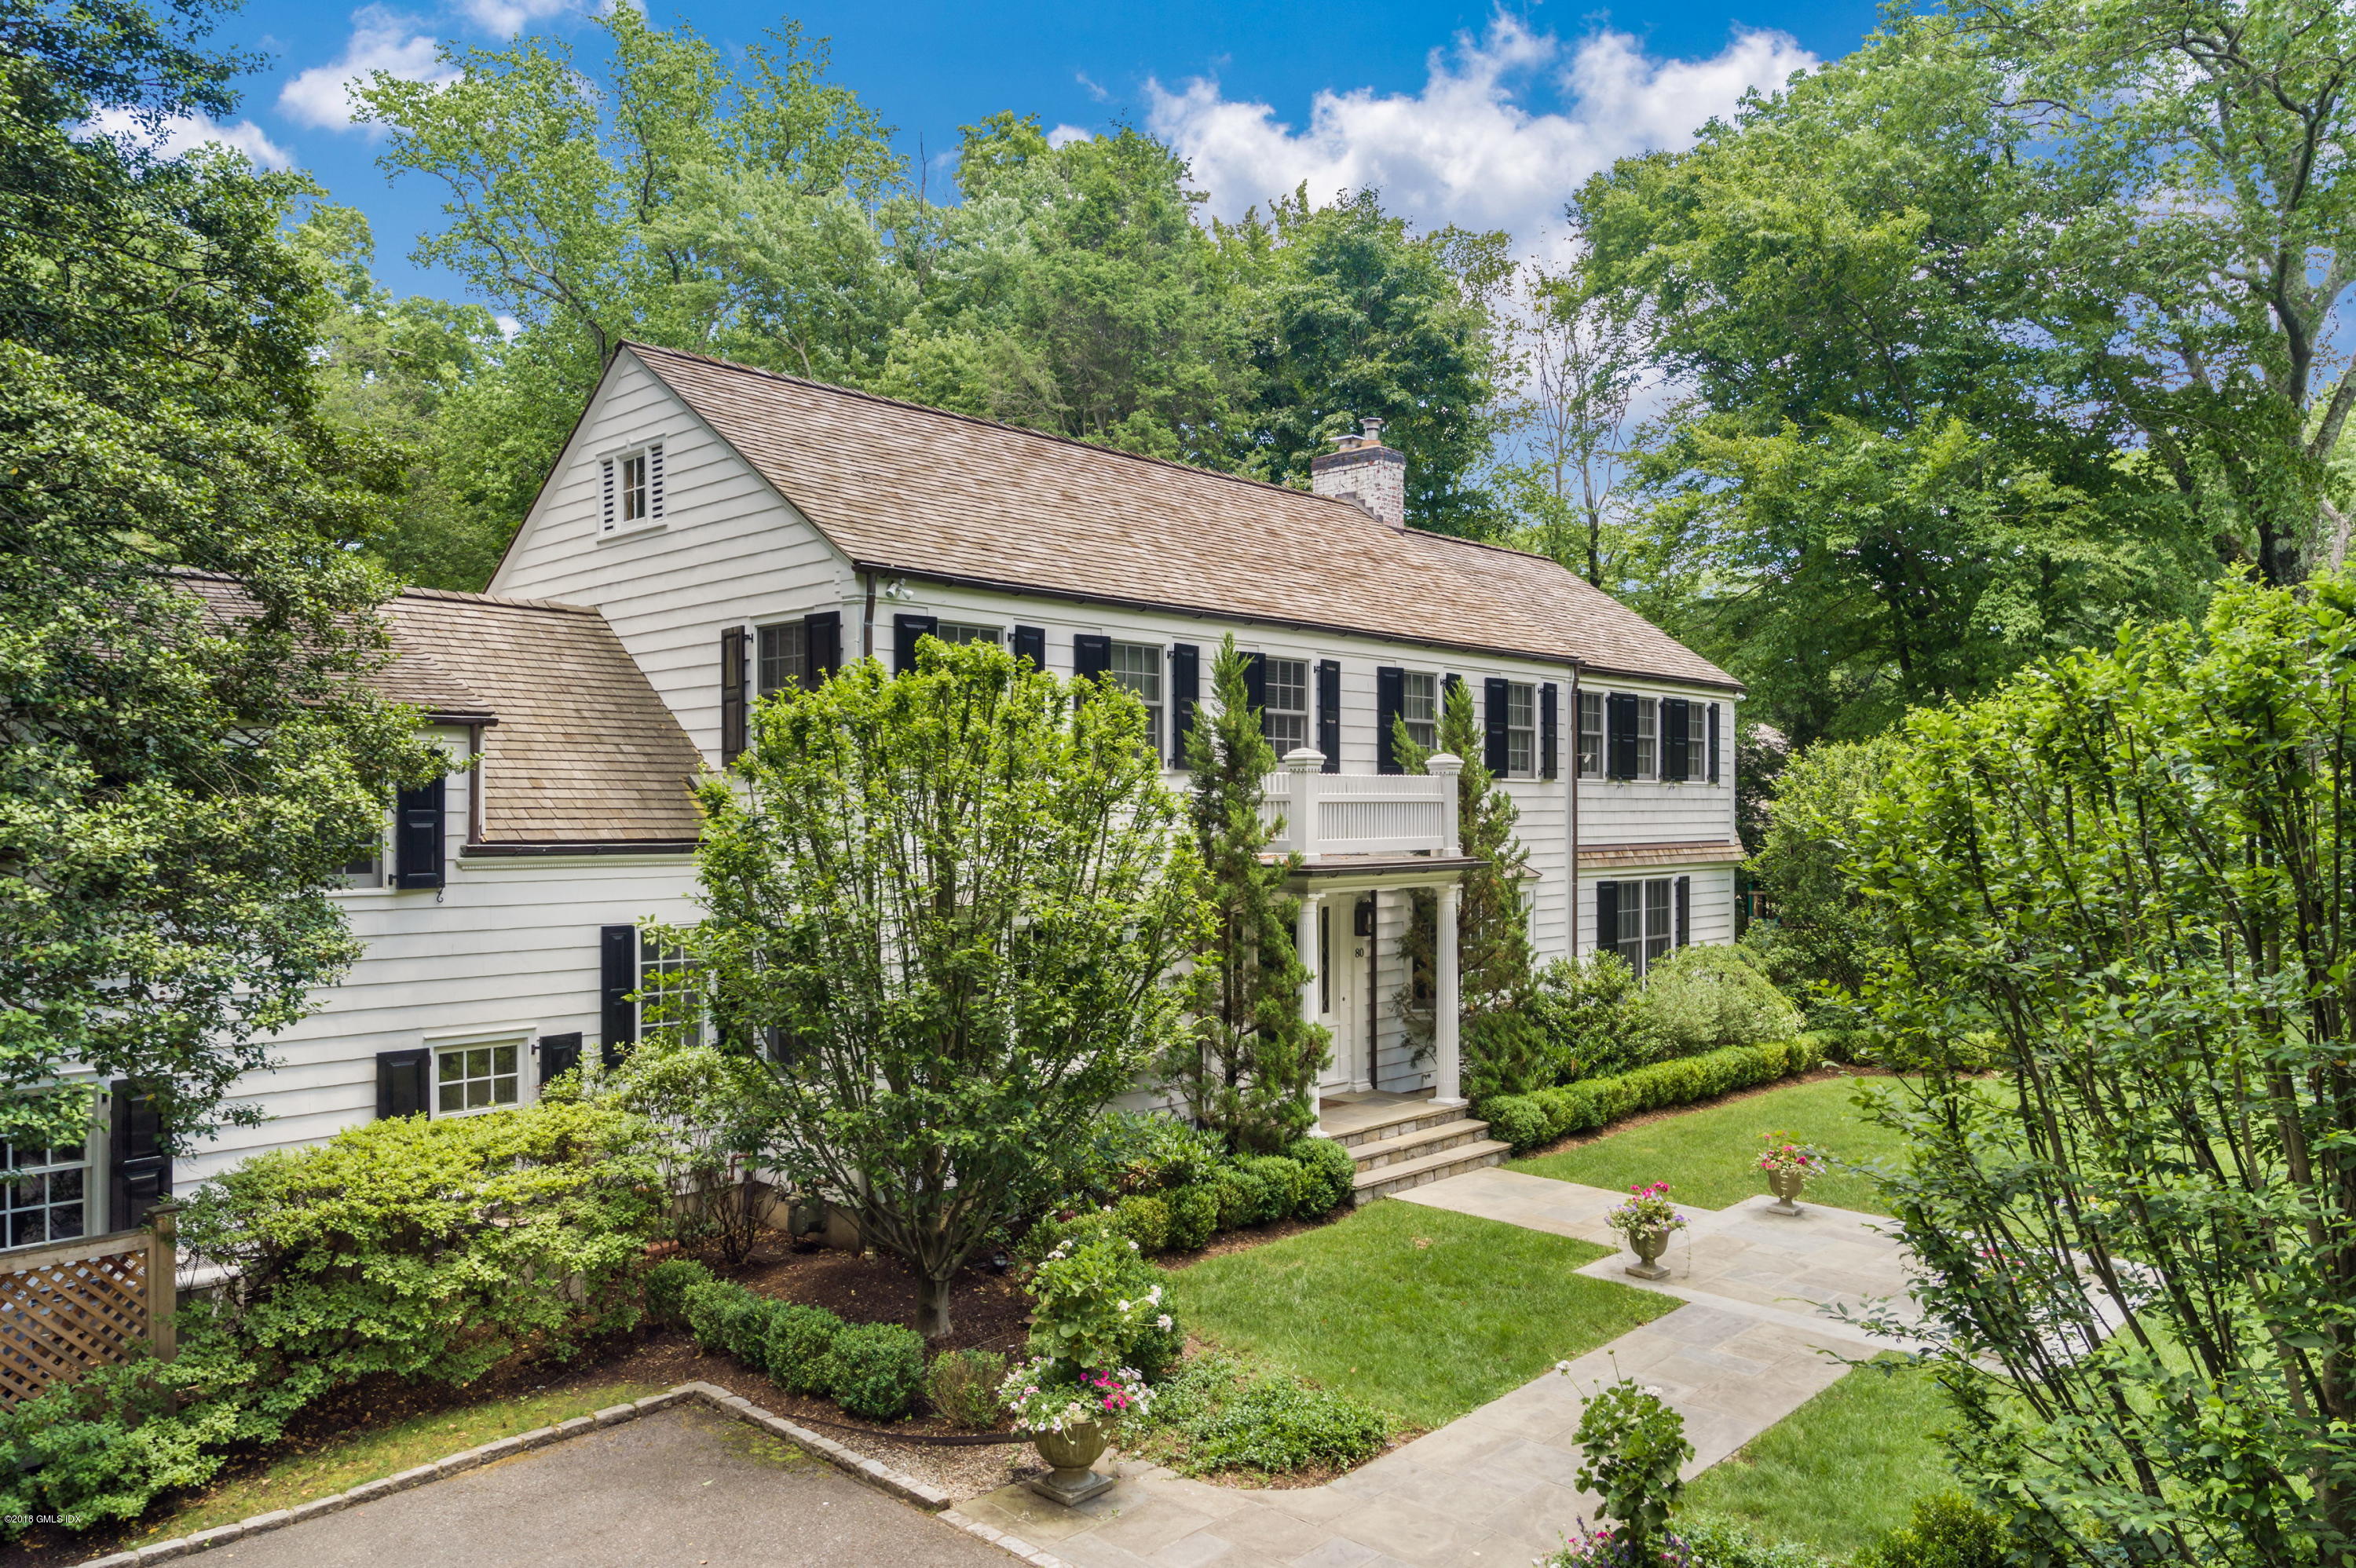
[1686, 702, 1710, 782]
[1401, 672, 1439, 751]
[639, 934, 704, 1046]
[1614, 879, 1677, 974]
[620, 451, 649, 523]
[1634, 699, 1659, 779]
[937, 623, 1003, 647]
[436, 1043, 520, 1116]
[1505, 682, 1536, 777]
[1264, 658, 1310, 752]
[2, 1139, 88, 1249]
[1579, 692, 1604, 778]
[757, 622, 807, 696]
[1109, 643, 1164, 758]
[343, 844, 385, 889]
[599, 443, 664, 534]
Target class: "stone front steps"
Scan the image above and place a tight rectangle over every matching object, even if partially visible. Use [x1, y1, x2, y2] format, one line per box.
[1329, 1098, 1509, 1204]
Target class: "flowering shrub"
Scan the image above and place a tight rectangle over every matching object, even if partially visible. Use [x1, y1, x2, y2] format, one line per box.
[1756, 1132, 1820, 1175]
[1542, 1520, 1696, 1568]
[1564, 1376, 1696, 1561]
[999, 1358, 1154, 1435]
[1023, 1234, 1178, 1377]
[1605, 1182, 1689, 1241]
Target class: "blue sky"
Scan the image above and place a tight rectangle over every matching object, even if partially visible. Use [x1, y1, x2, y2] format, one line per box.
[170, 0, 1883, 302]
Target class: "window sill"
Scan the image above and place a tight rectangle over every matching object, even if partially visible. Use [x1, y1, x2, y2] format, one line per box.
[596, 520, 668, 544]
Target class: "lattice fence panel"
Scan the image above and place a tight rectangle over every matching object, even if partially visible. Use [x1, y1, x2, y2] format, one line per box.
[0, 1238, 150, 1409]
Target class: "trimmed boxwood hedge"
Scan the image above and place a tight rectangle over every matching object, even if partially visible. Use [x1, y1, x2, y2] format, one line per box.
[1475, 1035, 1829, 1153]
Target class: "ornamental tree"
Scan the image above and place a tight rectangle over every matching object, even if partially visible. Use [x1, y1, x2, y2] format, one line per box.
[1849, 573, 2356, 1563]
[679, 637, 1205, 1338]
[1162, 636, 1330, 1153]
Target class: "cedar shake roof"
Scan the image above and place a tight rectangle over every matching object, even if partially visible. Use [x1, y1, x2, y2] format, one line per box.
[624, 343, 1740, 690]
[384, 588, 705, 846]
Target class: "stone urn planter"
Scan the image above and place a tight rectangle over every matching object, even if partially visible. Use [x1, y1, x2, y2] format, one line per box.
[1027, 1421, 1114, 1506]
[1624, 1226, 1673, 1281]
[1765, 1166, 1807, 1217]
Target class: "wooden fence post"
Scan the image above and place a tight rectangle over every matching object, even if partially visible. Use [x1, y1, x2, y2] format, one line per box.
[145, 1202, 180, 1361]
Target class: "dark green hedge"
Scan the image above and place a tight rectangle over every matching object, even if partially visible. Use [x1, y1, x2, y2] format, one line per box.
[1474, 1036, 1830, 1153]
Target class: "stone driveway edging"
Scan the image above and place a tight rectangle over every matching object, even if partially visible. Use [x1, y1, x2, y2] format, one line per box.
[74, 1381, 1074, 1568]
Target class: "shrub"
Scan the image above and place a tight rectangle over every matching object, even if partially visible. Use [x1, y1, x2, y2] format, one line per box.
[1571, 1376, 1692, 1559]
[1852, 1493, 2010, 1568]
[820, 1323, 929, 1420]
[1283, 1137, 1357, 1215]
[1077, 1111, 1230, 1201]
[1015, 1205, 1126, 1271]
[1528, 951, 1646, 1078]
[1632, 945, 1802, 1058]
[1136, 1354, 1389, 1475]
[1240, 1155, 1308, 1221]
[683, 1276, 774, 1362]
[1209, 1168, 1257, 1230]
[1475, 1094, 1548, 1152]
[1531, 1084, 1604, 1139]
[1164, 1183, 1220, 1252]
[1114, 1193, 1173, 1254]
[1674, 1519, 1835, 1568]
[764, 1303, 846, 1394]
[926, 1349, 1008, 1428]
[1025, 1234, 1176, 1374]
[645, 1257, 714, 1327]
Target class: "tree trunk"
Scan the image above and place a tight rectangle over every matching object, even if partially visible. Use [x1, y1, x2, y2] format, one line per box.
[921, 1270, 956, 1340]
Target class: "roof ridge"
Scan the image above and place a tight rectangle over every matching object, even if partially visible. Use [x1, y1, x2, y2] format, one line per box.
[393, 584, 601, 615]
[623, 340, 1389, 519]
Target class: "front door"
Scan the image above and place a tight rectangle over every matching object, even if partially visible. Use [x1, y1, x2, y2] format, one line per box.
[1318, 895, 1371, 1094]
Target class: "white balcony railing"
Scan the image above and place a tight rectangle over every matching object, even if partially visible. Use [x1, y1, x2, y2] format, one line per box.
[1257, 749, 1462, 859]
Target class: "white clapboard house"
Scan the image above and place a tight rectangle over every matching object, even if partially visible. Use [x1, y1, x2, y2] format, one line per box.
[68, 342, 1741, 1227]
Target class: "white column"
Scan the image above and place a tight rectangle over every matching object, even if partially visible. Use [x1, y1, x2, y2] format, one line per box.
[1297, 890, 1326, 1135]
[1426, 753, 1463, 857]
[1435, 882, 1462, 1104]
[1282, 747, 1324, 859]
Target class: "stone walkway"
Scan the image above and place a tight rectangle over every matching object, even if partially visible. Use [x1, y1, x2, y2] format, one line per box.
[957, 1173, 1921, 1568]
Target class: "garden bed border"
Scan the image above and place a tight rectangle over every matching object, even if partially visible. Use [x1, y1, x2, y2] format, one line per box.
[73, 1382, 1077, 1568]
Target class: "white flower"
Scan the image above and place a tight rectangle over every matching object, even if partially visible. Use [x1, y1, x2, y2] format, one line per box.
[1147, 1285, 1163, 1305]
[1118, 1299, 1132, 1313]
[1156, 1314, 1174, 1331]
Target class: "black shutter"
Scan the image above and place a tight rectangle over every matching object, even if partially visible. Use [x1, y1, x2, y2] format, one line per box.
[1540, 682, 1559, 780]
[1316, 660, 1342, 773]
[1707, 702, 1721, 784]
[892, 613, 938, 674]
[719, 626, 748, 765]
[1072, 634, 1112, 682]
[107, 1080, 171, 1231]
[1375, 666, 1406, 775]
[1663, 697, 1691, 783]
[1676, 875, 1692, 947]
[1012, 624, 1047, 668]
[1596, 883, 1621, 963]
[1242, 651, 1268, 719]
[600, 925, 638, 1069]
[1170, 643, 1200, 767]
[374, 1050, 430, 1121]
[804, 610, 842, 683]
[393, 775, 445, 889]
[537, 1032, 583, 1086]
[1607, 693, 1640, 780]
[1483, 677, 1511, 775]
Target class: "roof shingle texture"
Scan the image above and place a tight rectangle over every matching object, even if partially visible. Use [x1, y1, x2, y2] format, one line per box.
[386, 589, 705, 844]
[627, 343, 1738, 689]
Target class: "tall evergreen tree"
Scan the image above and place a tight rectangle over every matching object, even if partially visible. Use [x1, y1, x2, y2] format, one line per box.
[1164, 638, 1330, 1152]
[1393, 682, 1542, 1099]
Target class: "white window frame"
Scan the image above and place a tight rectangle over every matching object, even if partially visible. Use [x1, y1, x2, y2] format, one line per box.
[1615, 878, 1677, 974]
[756, 620, 807, 696]
[936, 623, 1004, 647]
[1401, 671, 1439, 752]
[1, 1124, 101, 1252]
[1108, 642, 1165, 758]
[598, 440, 667, 537]
[1634, 698, 1659, 780]
[638, 933, 704, 1047]
[1685, 701, 1710, 784]
[1505, 682, 1536, 778]
[433, 1038, 524, 1118]
[1578, 691, 1604, 778]
[342, 813, 390, 891]
[1264, 657, 1311, 753]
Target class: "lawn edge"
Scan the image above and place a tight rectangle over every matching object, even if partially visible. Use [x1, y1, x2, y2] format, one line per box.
[72, 1384, 1066, 1568]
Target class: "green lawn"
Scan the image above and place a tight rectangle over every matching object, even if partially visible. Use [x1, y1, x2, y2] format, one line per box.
[1684, 1357, 1954, 1556]
[1510, 1074, 1912, 1214]
[127, 1379, 665, 1546]
[1160, 1199, 1676, 1431]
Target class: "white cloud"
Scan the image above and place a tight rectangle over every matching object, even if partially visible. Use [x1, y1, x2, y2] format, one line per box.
[1045, 124, 1093, 149]
[462, 0, 581, 38]
[278, 7, 455, 130]
[1146, 13, 1814, 253]
[88, 108, 294, 170]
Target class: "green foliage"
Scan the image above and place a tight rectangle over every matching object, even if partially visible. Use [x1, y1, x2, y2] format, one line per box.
[1167, 636, 1329, 1153]
[608, 1032, 782, 1266]
[1282, 1137, 1356, 1216]
[1075, 1110, 1230, 1202]
[1, 0, 443, 1147]
[1490, 1039, 1824, 1155]
[926, 1349, 1009, 1430]
[684, 636, 1206, 1338]
[1851, 1494, 2009, 1568]
[1572, 1376, 1694, 1559]
[1132, 1352, 1391, 1477]
[1392, 680, 1538, 1097]
[682, 1274, 773, 1362]
[1023, 1234, 1176, 1380]
[1741, 737, 1899, 1018]
[765, 1303, 847, 1395]
[1527, 952, 1645, 1080]
[1476, 1094, 1549, 1153]
[1631, 946, 1801, 1059]
[1164, 1184, 1220, 1252]
[643, 1257, 712, 1327]
[1239, 1155, 1310, 1222]
[1847, 572, 2356, 1562]
[1674, 1519, 1835, 1568]
[818, 1323, 928, 1421]
[1209, 1167, 1256, 1230]
[1112, 1193, 1172, 1255]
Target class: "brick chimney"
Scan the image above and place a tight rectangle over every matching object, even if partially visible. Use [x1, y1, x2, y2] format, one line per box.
[1310, 418, 1407, 528]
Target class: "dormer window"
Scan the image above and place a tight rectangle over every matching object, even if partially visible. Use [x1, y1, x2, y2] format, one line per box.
[599, 442, 665, 535]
